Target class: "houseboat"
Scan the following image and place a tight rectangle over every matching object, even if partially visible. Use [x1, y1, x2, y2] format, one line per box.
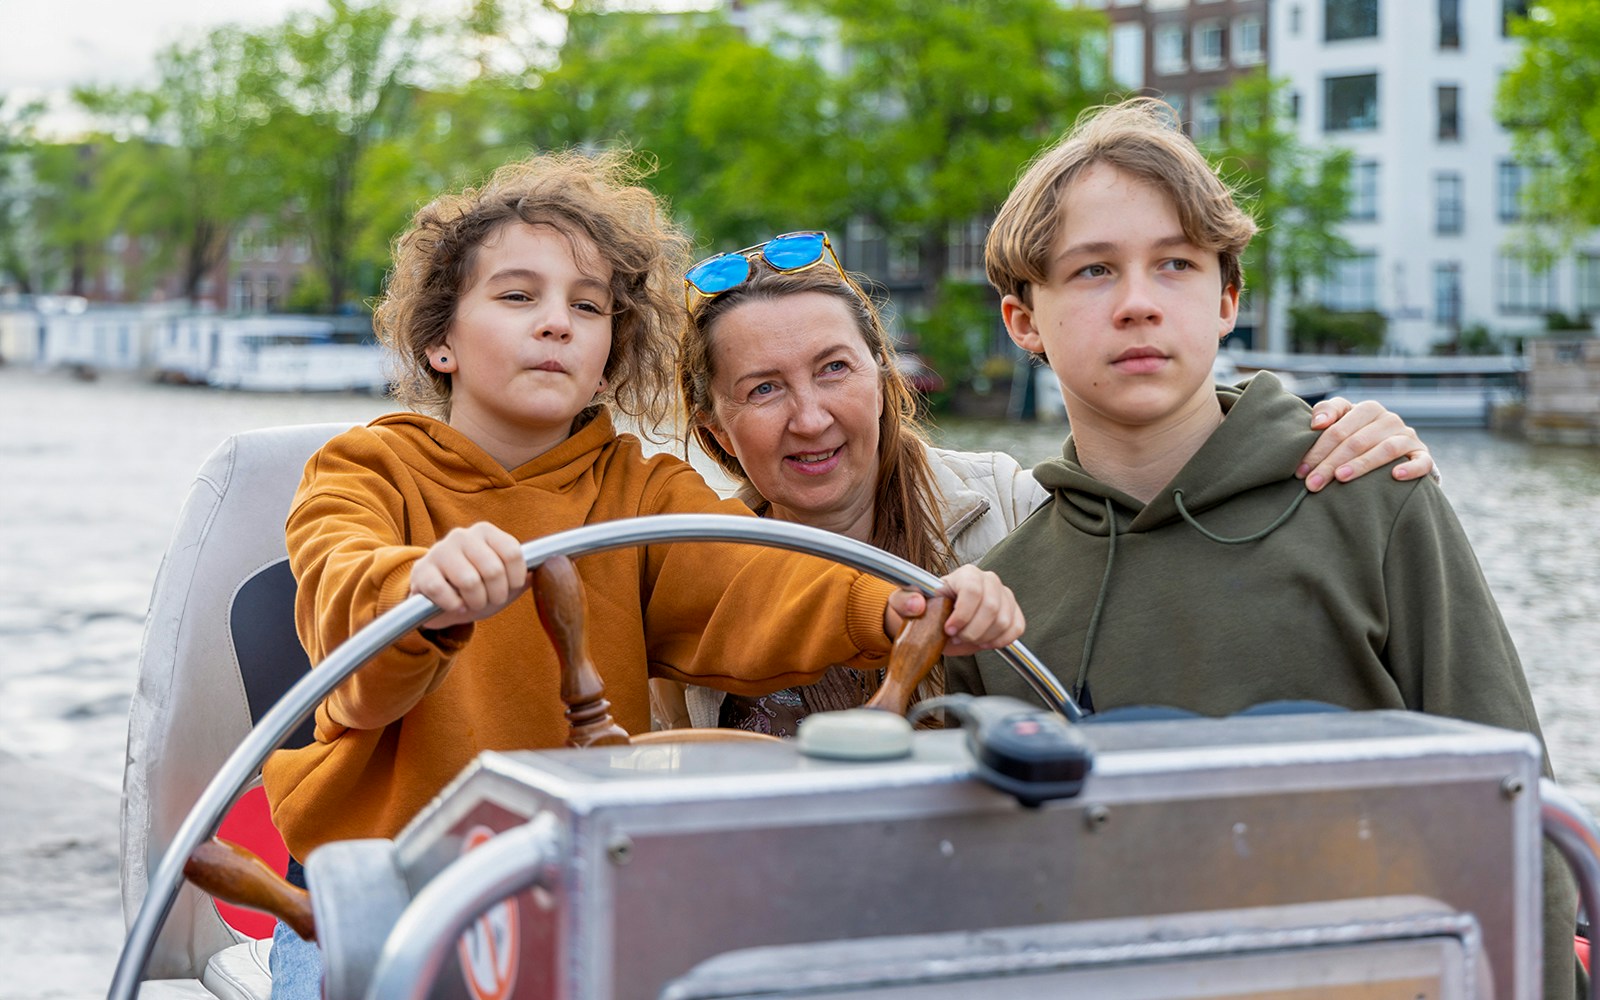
[155, 315, 390, 393]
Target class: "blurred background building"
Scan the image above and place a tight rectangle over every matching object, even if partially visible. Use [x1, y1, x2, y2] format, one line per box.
[1087, 0, 1599, 354]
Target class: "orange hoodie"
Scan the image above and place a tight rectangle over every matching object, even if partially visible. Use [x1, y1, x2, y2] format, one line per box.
[262, 409, 895, 858]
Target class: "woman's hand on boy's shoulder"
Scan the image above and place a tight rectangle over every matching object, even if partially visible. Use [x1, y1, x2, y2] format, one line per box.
[885, 564, 1025, 658]
[1299, 397, 1438, 492]
[412, 521, 530, 630]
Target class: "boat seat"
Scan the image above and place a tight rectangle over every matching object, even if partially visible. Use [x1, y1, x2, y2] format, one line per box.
[121, 423, 355, 991]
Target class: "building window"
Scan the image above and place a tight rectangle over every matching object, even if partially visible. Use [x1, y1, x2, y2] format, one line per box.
[1234, 16, 1265, 65]
[888, 237, 920, 285]
[1194, 20, 1225, 70]
[845, 218, 887, 277]
[1349, 161, 1379, 221]
[1193, 91, 1222, 143]
[1154, 22, 1187, 74]
[1437, 85, 1460, 141]
[1290, 4, 1303, 36]
[1289, 90, 1302, 121]
[234, 274, 255, 313]
[1111, 23, 1145, 89]
[1324, 253, 1379, 311]
[1434, 263, 1462, 328]
[1498, 161, 1549, 222]
[946, 218, 989, 282]
[1325, 0, 1379, 41]
[1496, 254, 1556, 314]
[1324, 73, 1379, 132]
[1439, 0, 1461, 48]
[1164, 92, 1188, 127]
[1499, 162, 1524, 220]
[1435, 172, 1463, 235]
[1502, 0, 1529, 37]
[1576, 254, 1600, 316]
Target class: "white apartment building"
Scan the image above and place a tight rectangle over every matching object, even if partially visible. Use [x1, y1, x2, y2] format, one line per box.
[1271, 0, 1600, 354]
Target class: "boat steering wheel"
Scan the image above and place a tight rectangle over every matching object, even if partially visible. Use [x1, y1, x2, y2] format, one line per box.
[109, 514, 1075, 1000]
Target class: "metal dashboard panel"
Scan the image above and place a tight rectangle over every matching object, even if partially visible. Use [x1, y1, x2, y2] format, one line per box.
[392, 710, 1541, 1000]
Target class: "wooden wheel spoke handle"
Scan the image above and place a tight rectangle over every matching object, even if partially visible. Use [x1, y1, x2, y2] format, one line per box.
[865, 593, 953, 716]
[184, 837, 316, 943]
[534, 555, 631, 748]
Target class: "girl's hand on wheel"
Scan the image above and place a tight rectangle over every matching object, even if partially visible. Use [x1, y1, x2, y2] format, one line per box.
[411, 521, 529, 630]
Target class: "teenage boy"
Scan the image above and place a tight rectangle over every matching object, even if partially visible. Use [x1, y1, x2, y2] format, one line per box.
[947, 97, 1584, 1000]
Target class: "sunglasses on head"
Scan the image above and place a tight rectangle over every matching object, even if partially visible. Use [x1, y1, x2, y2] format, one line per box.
[684, 230, 847, 312]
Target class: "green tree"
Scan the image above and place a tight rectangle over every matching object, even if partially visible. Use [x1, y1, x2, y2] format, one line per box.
[17, 139, 119, 297]
[1204, 72, 1355, 351]
[244, 0, 434, 311]
[516, 7, 836, 250]
[340, 0, 576, 290]
[517, 0, 1104, 383]
[798, 0, 1105, 318]
[72, 25, 280, 303]
[0, 95, 45, 294]
[1498, 0, 1600, 246]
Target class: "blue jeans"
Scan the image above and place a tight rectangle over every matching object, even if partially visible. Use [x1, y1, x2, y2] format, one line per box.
[269, 919, 322, 1000]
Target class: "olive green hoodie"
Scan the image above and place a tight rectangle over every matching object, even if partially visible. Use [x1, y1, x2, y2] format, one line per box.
[949, 372, 1584, 999]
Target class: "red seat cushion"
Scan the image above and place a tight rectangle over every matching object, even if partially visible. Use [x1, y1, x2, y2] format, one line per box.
[212, 786, 290, 939]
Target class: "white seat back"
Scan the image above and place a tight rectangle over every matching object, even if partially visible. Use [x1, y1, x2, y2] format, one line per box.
[121, 423, 353, 978]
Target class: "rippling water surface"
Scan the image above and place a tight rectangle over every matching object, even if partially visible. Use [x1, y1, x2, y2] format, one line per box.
[1, 368, 1597, 994]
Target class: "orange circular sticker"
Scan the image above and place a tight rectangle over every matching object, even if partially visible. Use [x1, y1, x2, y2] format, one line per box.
[456, 825, 521, 1000]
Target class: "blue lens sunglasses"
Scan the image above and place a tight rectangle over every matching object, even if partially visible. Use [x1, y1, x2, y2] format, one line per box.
[683, 230, 847, 312]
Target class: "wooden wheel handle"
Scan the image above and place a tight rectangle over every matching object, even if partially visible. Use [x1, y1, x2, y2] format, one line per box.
[534, 555, 630, 748]
[184, 837, 316, 943]
[865, 593, 953, 716]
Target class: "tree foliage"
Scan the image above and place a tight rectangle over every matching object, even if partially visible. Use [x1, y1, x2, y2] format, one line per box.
[241, 0, 433, 310]
[0, 95, 46, 293]
[514, 8, 840, 251]
[1202, 72, 1354, 334]
[71, 25, 281, 302]
[11, 0, 1109, 351]
[795, 0, 1104, 313]
[1498, 0, 1600, 246]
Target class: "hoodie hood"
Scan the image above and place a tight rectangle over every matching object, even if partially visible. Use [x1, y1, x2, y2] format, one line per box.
[368, 407, 617, 496]
[1033, 372, 1317, 537]
[1026, 372, 1318, 710]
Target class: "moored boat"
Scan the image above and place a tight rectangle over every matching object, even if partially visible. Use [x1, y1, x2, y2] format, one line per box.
[154, 316, 390, 393]
[1228, 349, 1528, 428]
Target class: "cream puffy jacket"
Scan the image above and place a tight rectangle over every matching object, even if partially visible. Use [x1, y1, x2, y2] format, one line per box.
[668, 443, 1047, 729]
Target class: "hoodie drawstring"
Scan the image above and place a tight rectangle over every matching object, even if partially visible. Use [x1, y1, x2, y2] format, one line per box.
[1075, 486, 1310, 707]
[1173, 486, 1310, 544]
[1075, 497, 1118, 708]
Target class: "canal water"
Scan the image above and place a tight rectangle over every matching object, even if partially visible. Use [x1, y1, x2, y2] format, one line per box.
[2, 366, 1597, 994]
